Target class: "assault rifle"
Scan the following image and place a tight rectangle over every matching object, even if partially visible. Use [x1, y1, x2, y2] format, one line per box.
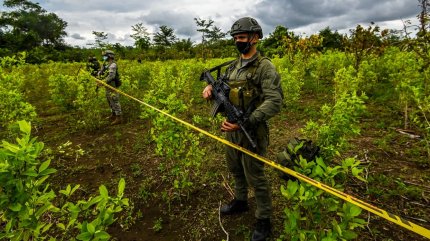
[95, 64, 107, 92]
[200, 61, 257, 149]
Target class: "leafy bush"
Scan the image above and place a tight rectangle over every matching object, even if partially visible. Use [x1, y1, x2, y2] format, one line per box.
[279, 155, 366, 241]
[0, 87, 37, 127]
[0, 54, 36, 127]
[302, 92, 366, 157]
[140, 62, 206, 202]
[0, 121, 129, 240]
[48, 74, 80, 110]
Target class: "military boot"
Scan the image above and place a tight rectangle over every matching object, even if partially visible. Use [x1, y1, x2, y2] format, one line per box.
[251, 218, 271, 241]
[111, 115, 122, 125]
[220, 199, 249, 215]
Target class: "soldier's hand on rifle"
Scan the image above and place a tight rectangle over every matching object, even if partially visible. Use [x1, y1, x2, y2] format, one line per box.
[221, 120, 240, 132]
[202, 85, 213, 99]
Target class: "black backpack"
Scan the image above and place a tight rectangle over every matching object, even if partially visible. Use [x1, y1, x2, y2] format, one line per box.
[276, 138, 320, 181]
[114, 70, 122, 87]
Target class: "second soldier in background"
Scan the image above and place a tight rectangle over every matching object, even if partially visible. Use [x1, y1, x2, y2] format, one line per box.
[99, 50, 122, 125]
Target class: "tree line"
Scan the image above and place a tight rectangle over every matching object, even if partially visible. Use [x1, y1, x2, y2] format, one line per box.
[1, 0, 429, 63]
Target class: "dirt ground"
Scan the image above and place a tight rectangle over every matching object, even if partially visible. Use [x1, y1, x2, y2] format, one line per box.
[25, 88, 430, 241]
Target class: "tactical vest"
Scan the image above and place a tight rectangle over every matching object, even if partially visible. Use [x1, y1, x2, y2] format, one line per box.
[276, 138, 320, 181]
[102, 62, 121, 87]
[225, 55, 268, 113]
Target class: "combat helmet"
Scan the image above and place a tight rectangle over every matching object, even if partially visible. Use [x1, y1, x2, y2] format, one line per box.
[230, 17, 263, 39]
[103, 50, 115, 59]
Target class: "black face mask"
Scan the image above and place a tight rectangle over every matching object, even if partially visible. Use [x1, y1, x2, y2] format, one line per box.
[235, 41, 253, 54]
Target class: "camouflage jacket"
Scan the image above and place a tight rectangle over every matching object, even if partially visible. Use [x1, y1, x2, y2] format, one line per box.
[225, 52, 283, 126]
[101, 61, 118, 85]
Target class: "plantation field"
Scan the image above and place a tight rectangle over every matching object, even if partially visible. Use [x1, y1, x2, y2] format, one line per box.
[1, 50, 429, 240]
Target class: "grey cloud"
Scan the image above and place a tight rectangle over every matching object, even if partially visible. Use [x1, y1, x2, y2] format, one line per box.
[105, 32, 132, 44]
[143, 9, 199, 39]
[41, 0, 154, 13]
[71, 33, 85, 40]
[25, 0, 423, 47]
[106, 33, 117, 41]
[251, 0, 419, 33]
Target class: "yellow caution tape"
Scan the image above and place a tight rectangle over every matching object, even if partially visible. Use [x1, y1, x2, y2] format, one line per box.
[93, 78, 430, 239]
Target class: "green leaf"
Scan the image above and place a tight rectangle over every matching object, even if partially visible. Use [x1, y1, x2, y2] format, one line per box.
[342, 230, 358, 240]
[18, 120, 31, 135]
[321, 237, 337, 241]
[94, 230, 110, 240]
[87, 223, 95, 234]
[355, 174, 367, 182]
[59, 190, 68, 195]
[5, 219, 12, 232]
[316, 157, 327, 170]
[35, 175, 50, 186]
[335, 224, 342, 236]
[118, 178, 125, 197]
[352, 217, 366, 224]
[294, 141, 304, 153]
[76, 232, 93, 241]
[23, 168, 38, 177]
[313, 165, 324, 177]
[71, 184, 80, 195]
[42, 223, 53, 234]
[349, 205, 362, 217]
[287, 180, 299, 196]
[67, 218, 77, 229]
[121, 198, 129, 206]
[83, 196, 103, 210]
[39, 168, 57, 176]
[57, 223, 66, 230]
[9, 203, 22, 212]
[68, 204, 81, 214]
[2, 142, 19, 153]
[39, 159, 51, 173]
[35, 203, 52, 217]
[62, 184, 72, 196]
[99, 185, 109, 198]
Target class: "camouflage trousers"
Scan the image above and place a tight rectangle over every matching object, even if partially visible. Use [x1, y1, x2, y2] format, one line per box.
[225, 122, 272, 219]
[105, 88, 122, 115]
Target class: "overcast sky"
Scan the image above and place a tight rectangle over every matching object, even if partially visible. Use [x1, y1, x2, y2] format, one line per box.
[2, 0, 422, 47]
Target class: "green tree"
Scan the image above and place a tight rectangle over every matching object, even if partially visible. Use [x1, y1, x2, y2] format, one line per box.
[194, 17, 226, 44]
[417, 0, 430, 37]
[260, 25, 298, 57]
[409, 0, 430, 69]
[194, 17, 226, 59]
[319, 26, 344, 50]
[207, 26, 226, 42]
[344, 24, 382, 69]
[130, 23, 151, 50]
[0, 0, 67, 51]
[173, 38, 193, 52]
[194, 17, 214, 44]
[113, 42, 126, 59]
[153, 25, 177, 47]
[91, 31, 108, 49]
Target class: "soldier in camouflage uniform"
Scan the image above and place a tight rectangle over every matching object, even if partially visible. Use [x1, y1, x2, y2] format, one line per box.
[86, 56, 100, 77]
[99, 50, 122, 125]
[202, 17, 283, 241]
